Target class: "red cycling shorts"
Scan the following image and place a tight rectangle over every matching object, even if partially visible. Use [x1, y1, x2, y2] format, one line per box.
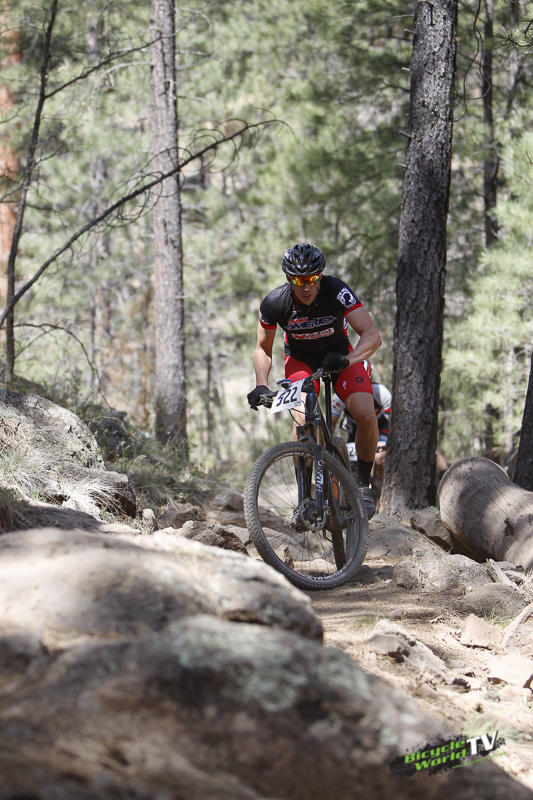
[284, 355, 372, 401]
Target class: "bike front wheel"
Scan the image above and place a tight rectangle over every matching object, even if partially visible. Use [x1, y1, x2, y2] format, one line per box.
[244, 441, 368, 590]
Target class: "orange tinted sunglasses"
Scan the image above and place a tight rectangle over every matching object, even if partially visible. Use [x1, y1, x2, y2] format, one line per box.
[287, 273, 322, 287]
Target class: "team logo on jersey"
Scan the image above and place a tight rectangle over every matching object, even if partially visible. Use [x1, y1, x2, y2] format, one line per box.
[288, 315, 335, 330]
[337, 288, 357, 309]
[292, 328, 335, 340]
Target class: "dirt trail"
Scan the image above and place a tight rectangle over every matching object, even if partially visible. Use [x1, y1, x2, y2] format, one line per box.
[308, 518, 533, 792]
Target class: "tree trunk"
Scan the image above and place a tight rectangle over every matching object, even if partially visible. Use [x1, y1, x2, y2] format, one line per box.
[1, 0, 58, 383]
[438, 457, 533, 567]
[514, 351, 533, 491]
[0, 4, 21, 378]
[149, 0, 187, 449]
[482, 0, 499, 247]
[380, 0, 458, 516]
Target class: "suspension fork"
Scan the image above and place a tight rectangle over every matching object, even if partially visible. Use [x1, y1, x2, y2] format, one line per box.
[305, 391, 325, 512]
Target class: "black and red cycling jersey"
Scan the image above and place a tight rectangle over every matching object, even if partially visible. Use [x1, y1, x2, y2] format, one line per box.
[259, 276, 363, 370]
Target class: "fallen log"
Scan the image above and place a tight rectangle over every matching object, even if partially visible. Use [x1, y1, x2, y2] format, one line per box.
[438, 457, 533, 568]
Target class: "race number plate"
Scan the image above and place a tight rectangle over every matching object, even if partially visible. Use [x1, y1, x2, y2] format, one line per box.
[270, 379, 304, 414]
[346, 442, 358, 463]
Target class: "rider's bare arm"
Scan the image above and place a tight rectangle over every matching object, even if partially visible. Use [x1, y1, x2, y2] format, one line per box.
[253, 322, 276, 386]
[344, 308, 381, 364]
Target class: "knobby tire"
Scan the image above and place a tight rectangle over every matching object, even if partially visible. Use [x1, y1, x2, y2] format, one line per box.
[244, 441, 368, 590]
[330, 436, 353, 567]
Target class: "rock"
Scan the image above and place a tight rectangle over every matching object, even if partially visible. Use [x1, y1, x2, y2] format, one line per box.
[503, 568, 528, 586]
[0, 528, 320, 643]
[417, 553, 489, 593]
[487, 653, 533, 687]
[178, 520, 248, 554]
[142, 508, 155, 530]
[459, 614, 503, 650]
[12, 499, 104, 534]
[392, 551, 489, 594]
[157, 501, 203, 528]
[209, 487, 244, 511]
[0, 631, 45, 676]
[501, 602, 533, 657]
[205, 487, 247, 527]
[103, 470, 137, 517]
[410, 507, 453, 550]
[223, 524, 252, 546]
[206, 507, 248, 527]
[460, 584, 530, 620]
[0, 614, 452, 800]
[83, 407, 132, 461]
[0, 527, 529, 799]
[352, 563, 394, 585]
[0, 389, 103, 468]
[45, 466, 137, 518]
[193, 528, 242, 553]
[98, 521, 140, 535]
[392, 559, 420, 589]
[0, 391, 137, 522]
[367, 522, 435, 559]
[365, 620, 452, 683]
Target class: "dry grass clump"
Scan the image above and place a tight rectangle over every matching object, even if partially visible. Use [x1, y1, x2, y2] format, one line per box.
[0, 403, 54, 497]
[0, 401, 118, 513]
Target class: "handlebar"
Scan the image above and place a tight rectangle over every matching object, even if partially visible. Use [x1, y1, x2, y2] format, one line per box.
[255, 367, 333, 408]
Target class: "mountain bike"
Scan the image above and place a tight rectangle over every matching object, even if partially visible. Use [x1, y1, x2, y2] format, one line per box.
[244, 367, 369, 590]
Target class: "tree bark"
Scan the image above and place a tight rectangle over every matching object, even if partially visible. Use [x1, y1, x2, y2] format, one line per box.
[482, 0, 499, 247]
[438, 457, 533, 567]
[0, 2, 22, 378]
[381, 0, 458, 515]
[1, 0, 58, 383]
[514, 351, 533, 491]
[149, 0, 187, 449]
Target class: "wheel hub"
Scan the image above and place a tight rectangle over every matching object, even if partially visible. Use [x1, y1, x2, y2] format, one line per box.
[292, 498, 325, 531]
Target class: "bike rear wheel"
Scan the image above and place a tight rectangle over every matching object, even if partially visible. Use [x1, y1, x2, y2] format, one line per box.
[244, 441, 368, 590]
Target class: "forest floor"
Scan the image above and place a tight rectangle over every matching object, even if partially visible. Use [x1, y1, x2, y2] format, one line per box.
[307, 519, 533, 792]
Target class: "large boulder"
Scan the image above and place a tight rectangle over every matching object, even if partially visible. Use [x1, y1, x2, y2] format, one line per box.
[0, 528, 529, 800]
[0, 391, 137, 518]
[0, 390, 104, 468]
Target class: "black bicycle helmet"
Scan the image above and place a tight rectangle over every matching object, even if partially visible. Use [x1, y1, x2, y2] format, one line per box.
[281, 243, 326, 276]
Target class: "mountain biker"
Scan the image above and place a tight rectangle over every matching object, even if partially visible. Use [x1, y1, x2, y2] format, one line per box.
[247, 242, 382, 519]
[332, 360, 391, 486]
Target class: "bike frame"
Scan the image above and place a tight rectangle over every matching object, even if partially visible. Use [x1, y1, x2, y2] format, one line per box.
[295, 370, 340, 524]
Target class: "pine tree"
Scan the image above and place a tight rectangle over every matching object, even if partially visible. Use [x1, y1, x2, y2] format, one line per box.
[381, 0, 458, 514]
[442, 123, 533, 465]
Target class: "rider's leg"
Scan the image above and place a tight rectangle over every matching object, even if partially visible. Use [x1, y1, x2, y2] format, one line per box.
[345, 392, 378, 483]
[290, 395, 306, 441]
[335, 362, 377, 519]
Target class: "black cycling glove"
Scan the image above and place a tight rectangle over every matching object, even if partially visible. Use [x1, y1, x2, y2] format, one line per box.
[322, 352, 350, 374]
[247, 385, 270, 410]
